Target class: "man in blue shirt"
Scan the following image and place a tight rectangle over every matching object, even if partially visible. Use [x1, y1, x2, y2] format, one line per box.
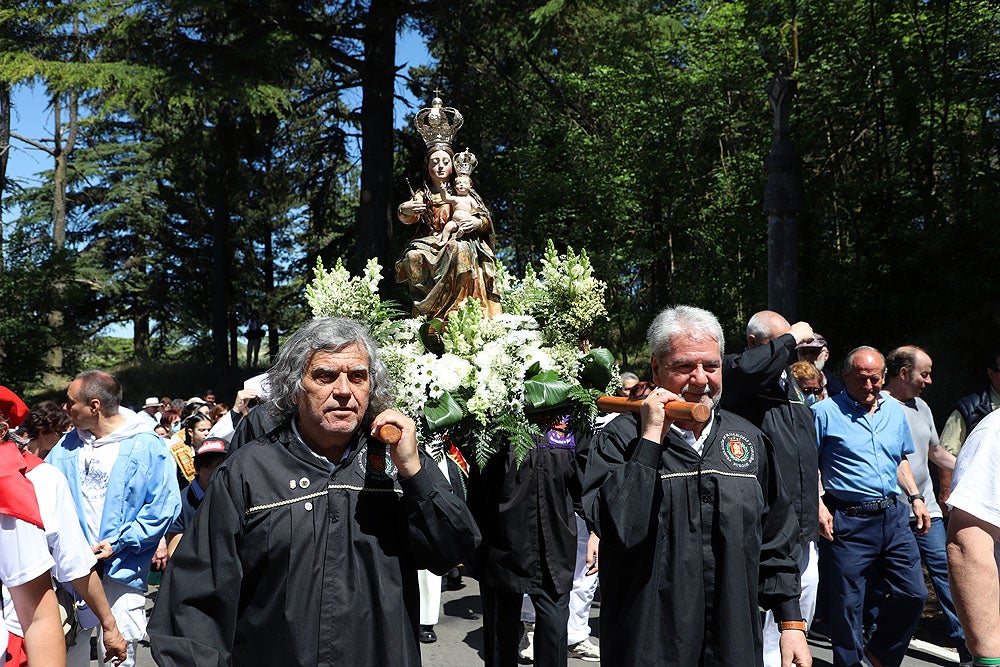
[813, 346, 929, 667]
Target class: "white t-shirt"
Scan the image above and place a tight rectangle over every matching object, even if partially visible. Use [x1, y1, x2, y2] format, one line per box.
[4, 461, 98, 636]
[948, 408, 1000, 567]
[0, 516, 53, 587]
[0, 515, 55, 657]
[79, 439, 121, 543]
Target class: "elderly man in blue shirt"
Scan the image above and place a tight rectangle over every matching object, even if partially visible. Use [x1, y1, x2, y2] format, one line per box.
[813, 346, 929, 667]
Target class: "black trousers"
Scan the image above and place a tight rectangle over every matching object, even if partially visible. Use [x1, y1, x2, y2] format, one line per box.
[480, 580, 570, 667]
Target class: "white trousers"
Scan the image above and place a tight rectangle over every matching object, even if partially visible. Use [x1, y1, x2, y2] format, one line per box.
[418, 569, 442, 626]
[417, 456, 451, 626]
[567, 515, 598, 644]
[762, 540, 819, 667]
[68, 577, 146, 667]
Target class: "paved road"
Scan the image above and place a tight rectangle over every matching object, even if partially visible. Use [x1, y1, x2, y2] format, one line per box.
[124, 579, 960, 666]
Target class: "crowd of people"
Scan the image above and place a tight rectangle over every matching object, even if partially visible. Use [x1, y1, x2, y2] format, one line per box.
[1, 309, 999, 667]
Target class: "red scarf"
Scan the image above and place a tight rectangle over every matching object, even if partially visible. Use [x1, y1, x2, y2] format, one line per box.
[0, 440, 43, 529]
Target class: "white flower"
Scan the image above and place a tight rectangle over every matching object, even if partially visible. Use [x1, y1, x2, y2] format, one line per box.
[436, 354, 473, 393]
[303, 240, 612, 467]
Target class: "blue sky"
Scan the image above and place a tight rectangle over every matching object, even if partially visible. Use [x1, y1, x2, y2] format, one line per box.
[3, 27, 432, 337]
[6, 28, 432, 185]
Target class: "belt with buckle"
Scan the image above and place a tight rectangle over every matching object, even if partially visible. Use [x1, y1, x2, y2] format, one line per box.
[824, 494, 896, 517]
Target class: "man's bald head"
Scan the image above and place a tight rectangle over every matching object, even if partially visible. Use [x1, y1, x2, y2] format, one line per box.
[843, 346, 886, 408]
[746, 311, 791, 349]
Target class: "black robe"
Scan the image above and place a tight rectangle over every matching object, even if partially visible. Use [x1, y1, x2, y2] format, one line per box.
[468, 430, 583, 596]
[148, 421, 481, 667]
[581, 409, 801, 666]
[721, 332, 820, 545]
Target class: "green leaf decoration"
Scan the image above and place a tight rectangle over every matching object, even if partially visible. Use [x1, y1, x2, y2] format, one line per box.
[419, 318, 446, 355]
[524, 369, 574, 410]
[423, 391, 464, 430]
[579, 347, 616, 391]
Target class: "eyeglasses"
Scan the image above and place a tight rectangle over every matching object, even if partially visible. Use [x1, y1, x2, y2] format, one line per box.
[801, 387, 823, 395]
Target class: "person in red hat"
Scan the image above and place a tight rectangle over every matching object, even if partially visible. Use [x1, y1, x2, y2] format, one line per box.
[0, 386, 65, 666]
[3, 389, 129, 666]
[165, 437, 228, 556]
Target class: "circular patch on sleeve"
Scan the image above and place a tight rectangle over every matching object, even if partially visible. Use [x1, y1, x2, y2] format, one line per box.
[720, 432, 756, 470]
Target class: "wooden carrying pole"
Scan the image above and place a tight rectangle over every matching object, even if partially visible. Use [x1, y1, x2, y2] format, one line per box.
[596, 396, 711, 423]
[374, 423, 402, 444]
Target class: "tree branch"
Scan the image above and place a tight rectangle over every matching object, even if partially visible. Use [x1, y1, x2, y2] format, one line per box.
[10, 133, 56, 156]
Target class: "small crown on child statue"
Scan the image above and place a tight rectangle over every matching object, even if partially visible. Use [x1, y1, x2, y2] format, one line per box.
[454, 149, 478, 177]
[414, 93, 464, 148]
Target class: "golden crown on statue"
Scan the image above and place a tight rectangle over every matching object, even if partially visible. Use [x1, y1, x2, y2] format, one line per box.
[453, 149, 478, 176]
[414, 93, 464, 148]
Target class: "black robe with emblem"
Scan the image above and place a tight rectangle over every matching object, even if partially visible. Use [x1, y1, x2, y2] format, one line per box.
[148, 420, 481, 667]
[581, 409, 801, 666]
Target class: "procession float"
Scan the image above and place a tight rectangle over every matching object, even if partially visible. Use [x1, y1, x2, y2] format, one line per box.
[306, 95, 618, 468]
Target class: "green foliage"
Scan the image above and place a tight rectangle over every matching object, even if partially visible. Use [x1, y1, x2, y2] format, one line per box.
[2, 0, 998, 422]
[0, 245, 92, 392]
[409, 0, 1000, 395]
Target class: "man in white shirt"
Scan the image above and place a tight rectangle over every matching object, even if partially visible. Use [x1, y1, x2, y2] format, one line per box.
[2, 425, 128, 665]
[0, 386, 64, 666]
[947, 408, 1000, 666]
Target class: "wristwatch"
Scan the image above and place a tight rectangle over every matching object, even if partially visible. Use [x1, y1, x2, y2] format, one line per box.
[907, 493, 925, 503]
[778, 620, 807, 633]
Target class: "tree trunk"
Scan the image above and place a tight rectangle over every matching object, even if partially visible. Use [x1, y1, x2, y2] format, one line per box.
[51, 90, 78, 248]
[229, 310, 238, 368]
[134, 312, 150, 359]
[264, 220, 276, 364]
[354, 0, 398, 280]
[0, 83, 10, 257]
[208, 106, 238, 370]
[47, 90, 79, 374]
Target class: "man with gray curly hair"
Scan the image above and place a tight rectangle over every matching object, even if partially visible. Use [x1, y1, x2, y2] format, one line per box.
[150, 317, 480, 666]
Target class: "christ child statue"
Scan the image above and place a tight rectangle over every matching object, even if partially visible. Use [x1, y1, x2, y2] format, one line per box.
[437, 174, 477, 245]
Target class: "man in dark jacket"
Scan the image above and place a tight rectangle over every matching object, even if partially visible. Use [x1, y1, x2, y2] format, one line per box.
[470, 422, 583, 667]
[938, 350, 1000, 506]
[148, 317, 481, 667]
[721, 310, 820, 666]
[583, 305, 811, 667]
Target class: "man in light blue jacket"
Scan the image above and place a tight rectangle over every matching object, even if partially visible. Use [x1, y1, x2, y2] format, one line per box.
[49, 370, 180, 667]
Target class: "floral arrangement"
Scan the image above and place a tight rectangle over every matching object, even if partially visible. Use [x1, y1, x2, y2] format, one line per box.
[306, 241, 617, 467]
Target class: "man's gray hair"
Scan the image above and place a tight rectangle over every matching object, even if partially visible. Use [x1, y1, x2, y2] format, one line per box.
[620, 371, 640, 383]
[267, 317, 394, 420]
[647, 305, 725, 360]
[75, 370, 122, 417]
[843, 346, 885, 374]
[745, 310, 789, 342]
